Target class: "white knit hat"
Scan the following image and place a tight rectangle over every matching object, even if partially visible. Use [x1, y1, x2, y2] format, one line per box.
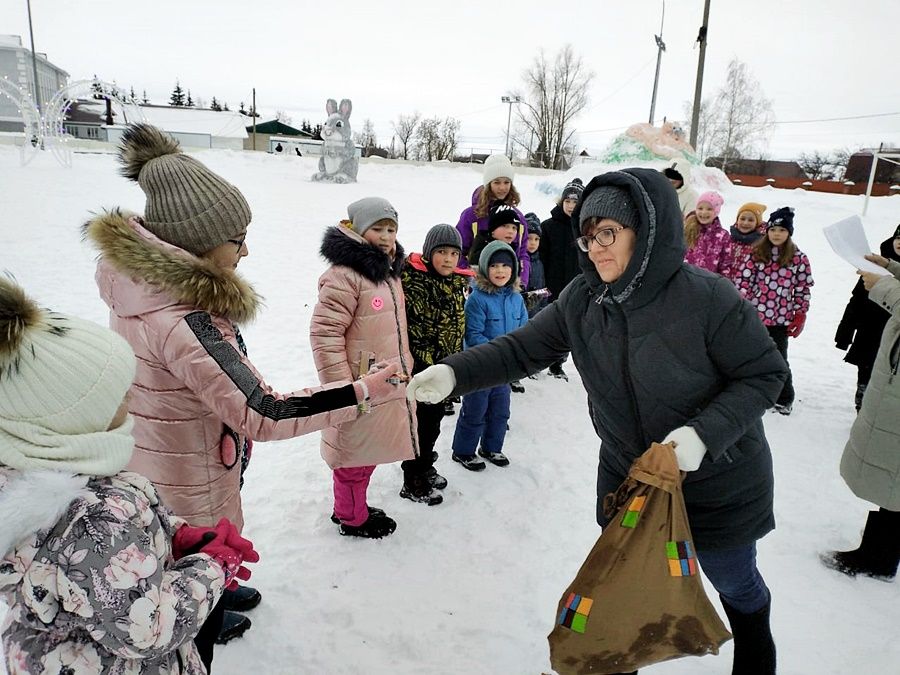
[482, 154, 515, 186]
[0, 277, 136, 476]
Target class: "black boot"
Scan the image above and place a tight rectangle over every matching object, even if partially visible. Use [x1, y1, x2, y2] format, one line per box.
[821, 509, 900, 580]
[222, 585, 261, 612]
[720, 595, 776, 675]
[215, 610, 251, 644]
[331, 505, 385, 525]
[339, 512, 397, 539]
[399, 474, 443, 505]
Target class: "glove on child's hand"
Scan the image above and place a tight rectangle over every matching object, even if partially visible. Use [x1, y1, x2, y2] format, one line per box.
[662, 426, 707, 472]
[787, 312, 806, 338]
[171, 526, 217, 560]
[201, 518, 260, 590]
[406, 365, 456, 404]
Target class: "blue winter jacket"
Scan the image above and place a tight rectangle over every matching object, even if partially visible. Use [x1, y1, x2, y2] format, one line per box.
[465, 275, 528, 349]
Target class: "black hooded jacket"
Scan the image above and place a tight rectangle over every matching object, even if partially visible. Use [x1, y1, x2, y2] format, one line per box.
[540, 204, 581, 300]
[443, 168, 788, 549]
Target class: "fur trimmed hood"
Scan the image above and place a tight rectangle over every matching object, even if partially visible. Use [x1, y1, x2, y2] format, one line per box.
[83, 209, 261, 323]
[473, 268, 522, 294]
[320, 225, 405, 283]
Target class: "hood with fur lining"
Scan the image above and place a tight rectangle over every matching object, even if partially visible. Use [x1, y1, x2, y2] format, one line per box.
[83, 209, 261, 324]
[320, 225, 405, 283]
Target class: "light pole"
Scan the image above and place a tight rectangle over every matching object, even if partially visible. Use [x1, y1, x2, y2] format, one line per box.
[501, 95, 521, 159]
[648, 0, 666, 125]
[689, 0, 711, 148]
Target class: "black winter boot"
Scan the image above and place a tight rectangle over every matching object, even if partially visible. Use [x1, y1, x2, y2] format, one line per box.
[720, 595, 776, 675]
[399, 474, 443, 505]
[222, 585, 261, 612]
[330, 505, 385, 525]
[820, 509, 900, 580]
[215, 610, 251, 644]
[339, 512, 397, 539]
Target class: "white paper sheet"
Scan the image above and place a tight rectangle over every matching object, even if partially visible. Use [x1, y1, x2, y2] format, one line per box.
[823, 216, 890, 275]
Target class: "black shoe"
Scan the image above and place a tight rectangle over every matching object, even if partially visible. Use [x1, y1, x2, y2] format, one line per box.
[330, 505, 385, 525]
[443, 400, 456, 416]
[549, 362, 569, 381]
[215, 610, 251, 644]
[477, 448, 510, 467]
[774, 402, 792, 415]
[425, 467, 448, 490]
[432, 450, 439, 463]
[510, 379, 525, 393]
[399, 480, 443, 505]
[720, 595, 776, 675]
[452, 453, 486, 472]
[339, 512, 397, 539]
[820, 510, 899, 580]
[221, 585, 261, 613]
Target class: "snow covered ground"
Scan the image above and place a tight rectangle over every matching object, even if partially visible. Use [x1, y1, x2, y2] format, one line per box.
[2, 146, 899, 674]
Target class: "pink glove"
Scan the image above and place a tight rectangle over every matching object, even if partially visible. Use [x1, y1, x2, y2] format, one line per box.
[200, 518, 260, 590]
[358, 360, 407, 407]
[787, 312, 806, 338]
[172, 525, 217, 560]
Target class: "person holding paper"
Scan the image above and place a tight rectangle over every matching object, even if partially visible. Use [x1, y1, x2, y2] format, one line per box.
[822, 238, 900, 581]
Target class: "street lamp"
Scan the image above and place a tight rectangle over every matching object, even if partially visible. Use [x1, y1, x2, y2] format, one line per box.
[648, 0, 666, 125]
[501, 95, 521, 159]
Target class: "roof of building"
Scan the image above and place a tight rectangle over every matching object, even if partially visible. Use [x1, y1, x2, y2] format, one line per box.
[0, 34, 69, 77]
[64, 100, 248, 139]
[247, 119, 311, 136]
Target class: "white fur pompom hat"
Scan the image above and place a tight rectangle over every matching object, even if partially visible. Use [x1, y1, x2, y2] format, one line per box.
[0, 276, 136, 475]
[482, 154, 515, 186]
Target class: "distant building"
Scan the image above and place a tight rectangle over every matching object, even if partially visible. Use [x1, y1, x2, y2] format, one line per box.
[845, 148, 900, 185]
[705, 157, 808, 179]
[0, 34, 69, 132]
[244, 119, 312, 151]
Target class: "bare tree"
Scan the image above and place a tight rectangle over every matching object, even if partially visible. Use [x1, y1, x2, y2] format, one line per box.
[391, 112, 421, 160]
[514, 45, 592, 169]
[797, 151, 835, 180]
[275, 110, 293, 126]
[413, 116, 461, 161]
[682, 97, 718, 162]
[354, 118, 377, 152]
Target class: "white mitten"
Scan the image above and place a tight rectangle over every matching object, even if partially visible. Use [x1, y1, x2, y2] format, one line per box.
[662, 426, 707, 472]
[406, 365, 456, 404]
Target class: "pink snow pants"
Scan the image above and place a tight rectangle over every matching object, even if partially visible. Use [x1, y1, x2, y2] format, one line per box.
[333, 465, 376, 526]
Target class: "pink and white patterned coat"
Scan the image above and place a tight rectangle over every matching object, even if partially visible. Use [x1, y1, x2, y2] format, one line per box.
[736, 247, 814, 326]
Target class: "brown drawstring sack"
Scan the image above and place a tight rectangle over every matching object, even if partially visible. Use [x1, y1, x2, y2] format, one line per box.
[548, 443, 731, 674]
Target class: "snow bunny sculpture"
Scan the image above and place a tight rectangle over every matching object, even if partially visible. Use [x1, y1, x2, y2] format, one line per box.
[312, 98, 359, 183]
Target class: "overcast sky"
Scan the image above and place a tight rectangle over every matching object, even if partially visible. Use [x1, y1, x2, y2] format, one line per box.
[7, 0, 899, 159]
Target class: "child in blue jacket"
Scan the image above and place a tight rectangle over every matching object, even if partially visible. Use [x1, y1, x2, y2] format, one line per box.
[451, 241, 528, 470]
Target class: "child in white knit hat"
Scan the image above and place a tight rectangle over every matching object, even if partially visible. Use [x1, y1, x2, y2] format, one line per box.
[0, 276, 258, 675]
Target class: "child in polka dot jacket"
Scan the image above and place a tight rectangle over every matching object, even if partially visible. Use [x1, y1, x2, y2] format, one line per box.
[736, 206, 814, 415]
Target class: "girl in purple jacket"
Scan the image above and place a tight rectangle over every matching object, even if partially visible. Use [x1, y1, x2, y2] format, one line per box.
[684, 191, 732, 277]
[736, 207, 814, 415]
[455, 154, 531, 286]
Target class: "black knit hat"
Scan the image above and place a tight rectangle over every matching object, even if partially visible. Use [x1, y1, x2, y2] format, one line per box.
[768, 207, 795, 236]
[561, 178, 584, 202]
[422, 224, 461, 262]
[663, 164, 684, 183]
[578, 185, 640, 231]
[488, 204, 519, 233]
[524, 212, 542, 237]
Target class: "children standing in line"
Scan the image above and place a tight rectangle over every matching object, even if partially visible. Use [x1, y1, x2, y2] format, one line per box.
[736, 207, 814, 415]
[451, 241, 528, 471]
[311, 197, 418, 538]
[468, 203, 521, 270]
[728, 202, 767, 282]
[455, 155, 530, 287]
[523, 212, 550, 318]
[684, 191, 733, 277]
[400, 224, 473, 504]
[835, 224, 900, 410]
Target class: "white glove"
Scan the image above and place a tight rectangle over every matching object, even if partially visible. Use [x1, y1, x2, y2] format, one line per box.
[406, 365, 456, 404]
[662, 426, 707, 472]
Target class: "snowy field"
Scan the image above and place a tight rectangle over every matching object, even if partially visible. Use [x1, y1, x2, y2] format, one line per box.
[2, 146, 899, 674]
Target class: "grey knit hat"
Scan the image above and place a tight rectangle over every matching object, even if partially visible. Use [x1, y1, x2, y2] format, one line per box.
[422, 224, 461, 262]
[118, 124, 252, 255]
[579, 185, 640, 231]
[347, 197, 398, 235]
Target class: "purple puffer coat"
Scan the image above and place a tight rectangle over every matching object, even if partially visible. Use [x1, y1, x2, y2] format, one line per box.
[684, 214, 733, 277]
[736, 247, 814, 326]
[455, 186, 530, 286]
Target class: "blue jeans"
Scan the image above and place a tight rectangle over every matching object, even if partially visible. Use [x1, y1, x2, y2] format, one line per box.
[696, 543, 770, 614]
[451, 385, 511, 456]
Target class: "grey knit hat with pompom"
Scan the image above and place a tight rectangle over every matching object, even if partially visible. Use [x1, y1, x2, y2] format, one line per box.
[118, 124, 252, 255]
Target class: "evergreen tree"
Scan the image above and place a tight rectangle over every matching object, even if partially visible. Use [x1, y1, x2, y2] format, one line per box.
[129, 86, 136, 100]
[313, 123, 323, 141]
[239, 101, 247, 115]
[169, 81, 185, 107]
[186, 90, 194, 107]
[90, 75, 103, 101]
[141, 89, 149, 104]
[210, 96, 222, 112]
[222, 101, 229, 111]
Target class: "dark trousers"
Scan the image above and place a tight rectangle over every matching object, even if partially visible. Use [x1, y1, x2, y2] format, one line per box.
[194, 594, 226, 672]
[857, 362, 873, 387]
[767, 325, 794, 406]
[402, 401, 443, 479]
[696, 543, 770, 614]
[452, 385, 511, 456]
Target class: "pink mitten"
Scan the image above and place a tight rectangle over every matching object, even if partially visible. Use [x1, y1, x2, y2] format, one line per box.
[171, 525, 217, 560]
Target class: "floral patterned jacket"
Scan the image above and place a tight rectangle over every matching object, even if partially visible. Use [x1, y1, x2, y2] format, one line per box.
[684, 214, 733, 277]
[735, 247, 814, 326]
[1, 467, 226, 675]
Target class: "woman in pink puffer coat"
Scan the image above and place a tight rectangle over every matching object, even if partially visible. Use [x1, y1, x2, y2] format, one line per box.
[310, 198, 419, 540]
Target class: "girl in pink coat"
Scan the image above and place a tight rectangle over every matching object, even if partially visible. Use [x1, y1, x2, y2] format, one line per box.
[736, 207, 814, 415]
[684, 191, 733, 277]
[310, 197, 419, 539]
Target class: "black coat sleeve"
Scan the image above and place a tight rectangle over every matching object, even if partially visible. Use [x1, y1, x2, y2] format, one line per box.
[834, 279, 866, 350]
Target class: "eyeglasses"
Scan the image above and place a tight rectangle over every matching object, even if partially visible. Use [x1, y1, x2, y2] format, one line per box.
[576, 225, 627, 252]
[227, 235, 247, 251]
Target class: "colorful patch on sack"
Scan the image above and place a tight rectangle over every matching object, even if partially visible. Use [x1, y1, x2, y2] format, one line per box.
[620, 495, 646, 528]
[557, 592, 594, 634]
[666, 540, 698, 577]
